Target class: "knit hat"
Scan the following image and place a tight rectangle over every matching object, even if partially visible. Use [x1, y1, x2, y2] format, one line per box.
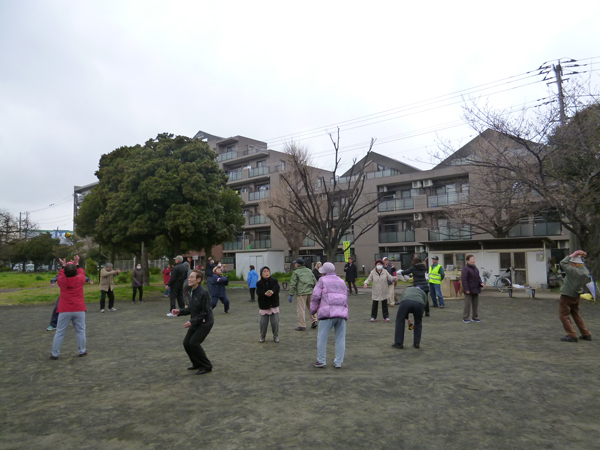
[570, 256, 584, 264]
[319, 262, 336, 274]
[375, 259, 384, 265]
[259, 266, 271, 279]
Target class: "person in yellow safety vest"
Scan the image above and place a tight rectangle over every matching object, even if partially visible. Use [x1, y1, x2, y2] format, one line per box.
[428, 256, 445, 308]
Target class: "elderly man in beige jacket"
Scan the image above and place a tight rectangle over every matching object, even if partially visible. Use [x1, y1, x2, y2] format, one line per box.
[99, 263, 120, 312]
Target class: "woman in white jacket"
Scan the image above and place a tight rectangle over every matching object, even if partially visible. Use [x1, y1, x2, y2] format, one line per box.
[364, 259, 395, 322]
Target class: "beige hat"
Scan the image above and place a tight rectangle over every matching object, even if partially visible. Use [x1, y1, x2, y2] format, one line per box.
[570, 256, 584, 264]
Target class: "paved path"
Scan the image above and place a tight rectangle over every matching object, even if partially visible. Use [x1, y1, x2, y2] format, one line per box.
[1, 288, 599, 449]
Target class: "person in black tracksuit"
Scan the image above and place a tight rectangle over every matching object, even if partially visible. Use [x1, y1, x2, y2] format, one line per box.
[168, 256, 187, 313]
[172, 270, 214, 375]
[400, 257, 430, 316]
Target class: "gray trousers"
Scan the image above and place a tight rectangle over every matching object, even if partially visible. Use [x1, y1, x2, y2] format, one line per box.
[51, 311, 86, 357]
[259, 313, 279, 339]
[463, 294, 479, 320]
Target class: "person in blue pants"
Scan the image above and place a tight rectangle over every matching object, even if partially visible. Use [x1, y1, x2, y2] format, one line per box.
[210, 267, 230, 313]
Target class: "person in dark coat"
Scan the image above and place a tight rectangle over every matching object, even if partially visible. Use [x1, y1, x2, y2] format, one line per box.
[210, 266, 230, 313]
[256, 266, 281, 343]
[400, 257, 430, 316]
[172, 270, 214, 375]
[131, 263, 144, 304]
[167, 255, 187, 316]
[461, 254, 484, 323]
[392, 286, 428, 349]
[313, 262, 322, 282]
[344, 257, 358, 295]
[205, 257, 216, 291]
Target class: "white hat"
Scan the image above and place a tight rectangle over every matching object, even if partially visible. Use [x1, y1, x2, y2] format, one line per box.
[571, 256, 584, 264]
[319, 262, 336, 274]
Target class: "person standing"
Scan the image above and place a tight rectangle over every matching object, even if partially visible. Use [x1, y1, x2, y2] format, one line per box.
[162, 264, 171, 298]
[313, 262, 322, 282]
[167, 255, 187, 316]
[392, 286, 427, 349]
[50, 256, 87, 359]
[181, 262, 193, 307]
[428, 256, 445, 308]
[382, 257, 398, 307]
[171, 270, 214, 375]
[256, 266, 280, 343]
[311, 262, 348, 368]
[247, 265, 258, 302]
[400, 257, 430, 316]
[364, 259, 395, 322]
[131, 263, 144, 304]
[289, 258, 318, 331]
[210, 266, 231, 313]
[344, 257, 358, 295]
[558, 250, 593, 342]
[47, 273, 93, 331]
[461, 254, 484, 323]
[205, 257, 216, 292]
[99, 263, 120, 312]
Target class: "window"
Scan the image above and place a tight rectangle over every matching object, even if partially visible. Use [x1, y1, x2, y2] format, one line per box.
[436, 186, 446, 195]
[401, 190, 411, 199]
[317, 178, 323, 187]
[226, 145, 235, 152]
[377, 164, 386, 172]
[256, 160, 266, 168]
[410, 188, 420, 197]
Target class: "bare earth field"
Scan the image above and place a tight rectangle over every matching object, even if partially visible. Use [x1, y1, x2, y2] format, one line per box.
[1, 287, 599, 450]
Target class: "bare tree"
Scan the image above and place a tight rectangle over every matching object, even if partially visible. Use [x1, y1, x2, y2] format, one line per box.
[272, 131, 381, 262]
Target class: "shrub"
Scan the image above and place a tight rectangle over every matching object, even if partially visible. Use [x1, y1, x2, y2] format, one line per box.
[271, 271, 292, 282]
[149, 267, 161, 275]
[0, 267, 11, 272]
[117, 272, 130, 284]
[35, 275, 43, 281]
[224, 270, 241, 281]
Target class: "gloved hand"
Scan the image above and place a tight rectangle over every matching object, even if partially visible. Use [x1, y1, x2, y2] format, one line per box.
[288, 295, 293, 303]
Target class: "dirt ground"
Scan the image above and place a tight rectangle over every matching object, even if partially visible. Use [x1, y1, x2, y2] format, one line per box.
[1, 286, 599, 450]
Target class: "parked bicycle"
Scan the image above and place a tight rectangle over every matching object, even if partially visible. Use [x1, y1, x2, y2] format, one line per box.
[481, 268, 512, 293]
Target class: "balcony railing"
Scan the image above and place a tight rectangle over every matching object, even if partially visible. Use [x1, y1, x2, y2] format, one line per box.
[427, 192, 469, 208]
[428, 227, 472, 241]
[228, 170, 242, 181]
[331, 174, 359, 185]
[223, 241, 244, 251]
[249, 239, 271, 249]
[375, 253, 402, 262]
[379, 230, 415, 243]
[248, 190, 270, 201]
[243, 146, 267, 156]
[366, 169, 400, 179]
[217, 151, 238, 162]
[302, 237, 316, 247]
[508, 222, 562, 237]
[339, 234, 354, 244]
[249, 166, 270, 178]
[378, 198, 414, 212]
[248, 215, 270, 225]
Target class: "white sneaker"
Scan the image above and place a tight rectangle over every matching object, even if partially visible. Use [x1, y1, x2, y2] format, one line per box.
[109, 308, 117, 312]
[166, 313, 174, 317]
[100, 309, 105, 313]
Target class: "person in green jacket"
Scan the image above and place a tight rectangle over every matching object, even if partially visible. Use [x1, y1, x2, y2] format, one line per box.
[559, 250, 592, 342]
[289, 258, 318, 331]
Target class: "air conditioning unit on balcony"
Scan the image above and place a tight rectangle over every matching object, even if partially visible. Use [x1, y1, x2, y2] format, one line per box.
[378, 186, 388, 192]
[412, 181, 422, 188]
[413, 213, 423, 220]
[422, 179, 433, 187]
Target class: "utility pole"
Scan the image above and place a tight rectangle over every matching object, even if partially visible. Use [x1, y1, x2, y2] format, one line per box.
[553, 62, 567, 125]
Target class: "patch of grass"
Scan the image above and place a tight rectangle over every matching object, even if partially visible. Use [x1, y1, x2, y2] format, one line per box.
[0, 272, 59, 289]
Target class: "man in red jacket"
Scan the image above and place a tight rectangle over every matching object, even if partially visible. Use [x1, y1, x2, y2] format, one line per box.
[50, 255, 88, 360]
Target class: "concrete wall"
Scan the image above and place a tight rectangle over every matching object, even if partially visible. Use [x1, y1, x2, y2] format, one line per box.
[236, 251, 285, 280]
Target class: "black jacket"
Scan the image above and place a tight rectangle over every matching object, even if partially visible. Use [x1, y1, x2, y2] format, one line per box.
[312, 268, 321, 282]
[401, 263, 429, 292]
[344, 263, 358, 282]
[256, 277, 281, 310]
[178, 285, 214, 327]
[168, 262, 187, 288]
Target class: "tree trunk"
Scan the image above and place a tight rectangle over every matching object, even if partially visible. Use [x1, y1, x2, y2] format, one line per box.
[326, 245, 337, 264]
[142, 241, 150, 286]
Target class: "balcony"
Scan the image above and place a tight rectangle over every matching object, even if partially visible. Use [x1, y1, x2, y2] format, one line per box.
[428, 227, 472, 241]
[340, 234, 354, 244]
[249, 239, 271, 249]
[217, 151, 238, 162]
[366, 169, 400, 179]
[331, 174, 359, 185]
[249, 166, 270, 178]
[228, 170, 243, 182]
[427, 192, 469, 208]
[248, 190, 270, 201]
[379, 230, 415, 243]
[223, 241, 244, 251]
[302, 237, 316, 247]
[248, 214, 270, 225]
[378, 198, 414, 212]
[244, 146, 268, 157]
[508, 222, 562, 237]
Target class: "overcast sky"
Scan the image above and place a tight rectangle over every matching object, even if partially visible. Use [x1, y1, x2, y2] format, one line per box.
[1, 0, 599, 231]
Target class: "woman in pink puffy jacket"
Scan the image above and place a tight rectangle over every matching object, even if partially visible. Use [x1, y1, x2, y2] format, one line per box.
[310, 262, 349, 369]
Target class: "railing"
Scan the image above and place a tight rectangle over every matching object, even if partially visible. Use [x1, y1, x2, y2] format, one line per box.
[339, 234, 354, 244]
[249, 239, 271, 249]
[249, 166, 270, 178]
[379, 230, 415, 243]
[366, 169, 400, 179]
[428, 227, 472, 241]
[508, 222, 562, 237]
[248, 215, 270, 225]
[228, 170, 242, 181]
[374, 253, 402, 262]
[378, 198, 414, 212]
[302, 237, 316, 247]
[223, 241, 244, 251]
[331, 174, 359, 185]
[243, 146, 267, 156]
[249, 190, 270, 201]
[335, 253, 356, 262]
[427, 192, 469, 208]
[217, 151, 238, 162]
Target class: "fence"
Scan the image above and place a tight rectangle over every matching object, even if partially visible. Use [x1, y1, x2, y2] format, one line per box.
[111, 259, 169, 272]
